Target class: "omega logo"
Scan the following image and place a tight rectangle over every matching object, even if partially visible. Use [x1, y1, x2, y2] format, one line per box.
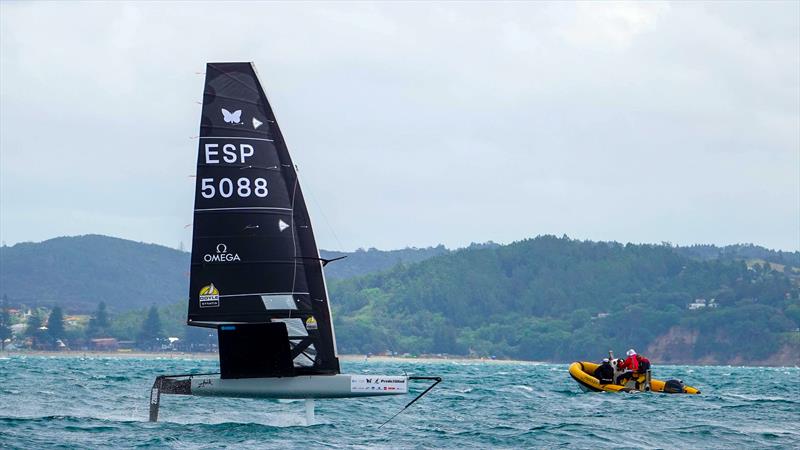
[203, 243, 241, 263]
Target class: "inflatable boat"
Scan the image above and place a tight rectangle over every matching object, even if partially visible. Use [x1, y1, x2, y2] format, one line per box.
[569, 361, 700, 394]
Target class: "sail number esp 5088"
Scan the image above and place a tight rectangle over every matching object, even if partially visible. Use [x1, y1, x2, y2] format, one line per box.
[200, 177, 268, 199]
[200, 142, 268, 199]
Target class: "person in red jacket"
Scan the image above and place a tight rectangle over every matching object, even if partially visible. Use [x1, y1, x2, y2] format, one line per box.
[615, 349, 639, 384]
[636, 353, 651, 373]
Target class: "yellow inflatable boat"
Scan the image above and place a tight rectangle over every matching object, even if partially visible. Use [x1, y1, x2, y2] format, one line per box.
[569, 361, 700, 394]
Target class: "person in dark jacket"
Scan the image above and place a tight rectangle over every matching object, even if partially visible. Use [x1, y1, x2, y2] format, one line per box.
[594, 358, 614, 384]
[636, 354, 651, 373]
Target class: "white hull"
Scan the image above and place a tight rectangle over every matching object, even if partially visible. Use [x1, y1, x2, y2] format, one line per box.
[190, 374, 408, 399]
[149, 373, 439, 422]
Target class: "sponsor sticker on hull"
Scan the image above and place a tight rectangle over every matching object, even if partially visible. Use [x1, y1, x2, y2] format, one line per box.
[350, 375, 408, 393]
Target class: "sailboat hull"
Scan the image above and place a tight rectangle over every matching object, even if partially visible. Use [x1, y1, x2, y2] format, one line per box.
[149, 373, 441, 422]
[190, 374, 408, 399]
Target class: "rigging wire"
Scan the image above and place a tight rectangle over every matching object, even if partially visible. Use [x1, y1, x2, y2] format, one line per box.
[303, 177, 346, 252]
[289, 172, 300, 319]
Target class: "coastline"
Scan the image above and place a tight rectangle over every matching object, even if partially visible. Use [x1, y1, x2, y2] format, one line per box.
[1, 350, 797, 367]
[0, 350, 536, 364]
[0, 350, 537, 364]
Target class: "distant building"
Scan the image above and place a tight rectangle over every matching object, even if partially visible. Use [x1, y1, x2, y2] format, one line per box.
[688, 299, 706, 310]
[689, 298, 718, 310]
[117, 340, 135, 351]
[90, 338, 119, 351]
[64, 315, 87, 326]
[162, 337, 181, 351]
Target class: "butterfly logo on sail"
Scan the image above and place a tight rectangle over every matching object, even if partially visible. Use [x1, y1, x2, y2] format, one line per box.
[221, 108, 243, 124]
[199, 283, 220, 308]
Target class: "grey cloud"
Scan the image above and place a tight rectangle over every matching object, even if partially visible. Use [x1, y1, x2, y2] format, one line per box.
[1, 2, 797, 250]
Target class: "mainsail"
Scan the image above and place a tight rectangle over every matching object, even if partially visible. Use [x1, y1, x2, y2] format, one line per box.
[187, 62, 339, 375]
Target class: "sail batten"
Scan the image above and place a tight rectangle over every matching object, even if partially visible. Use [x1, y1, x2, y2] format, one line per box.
[187, 62, 339, 375]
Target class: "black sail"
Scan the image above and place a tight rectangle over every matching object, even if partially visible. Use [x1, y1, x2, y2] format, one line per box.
[188, 62, 339, 375]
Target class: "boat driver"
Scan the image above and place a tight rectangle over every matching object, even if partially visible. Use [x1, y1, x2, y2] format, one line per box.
[594, 358, 614, 384]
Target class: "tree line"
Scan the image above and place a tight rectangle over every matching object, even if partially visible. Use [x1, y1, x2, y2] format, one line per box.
[328, 236, 800, 362]
[3, 235, 798, 362]
[0, 299, 215, 352]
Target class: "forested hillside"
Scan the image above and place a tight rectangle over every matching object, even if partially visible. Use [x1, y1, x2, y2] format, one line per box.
[319, 246, 448, 279]
[0, 235, 189, 311]
[329, 236, 800, 364]
[676, 244, 800, 267]
[2, 234, 799, 364]
[0, 235, 445, 311]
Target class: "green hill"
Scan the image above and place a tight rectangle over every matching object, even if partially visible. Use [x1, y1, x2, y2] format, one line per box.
[0, 235, 190, 312]
[320, 245, 448, 280]
[0, 235, 445, 312]
[329, 236, 800, 364]
[2, 234, 798, 364]
[675, 243, 800, 268]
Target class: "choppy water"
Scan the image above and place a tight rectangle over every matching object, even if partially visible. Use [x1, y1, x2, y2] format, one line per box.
[0, 355, 798, 449]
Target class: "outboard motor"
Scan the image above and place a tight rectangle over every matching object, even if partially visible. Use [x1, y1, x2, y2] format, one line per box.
[663, 379, 685, 393]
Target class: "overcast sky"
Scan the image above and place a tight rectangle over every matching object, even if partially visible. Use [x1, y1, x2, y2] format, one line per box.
[1, 1, 798, 251]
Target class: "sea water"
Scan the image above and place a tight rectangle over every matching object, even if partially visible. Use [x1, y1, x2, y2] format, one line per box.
[0, 355, 798, 449]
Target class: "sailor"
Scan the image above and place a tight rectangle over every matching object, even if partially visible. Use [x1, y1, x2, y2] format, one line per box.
[636, 353, 651, 373]
[615, 349, 639, 384]
[594, 358, 614, 384]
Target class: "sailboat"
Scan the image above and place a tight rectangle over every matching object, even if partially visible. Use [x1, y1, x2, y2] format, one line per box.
[149, 62, 440, 423]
